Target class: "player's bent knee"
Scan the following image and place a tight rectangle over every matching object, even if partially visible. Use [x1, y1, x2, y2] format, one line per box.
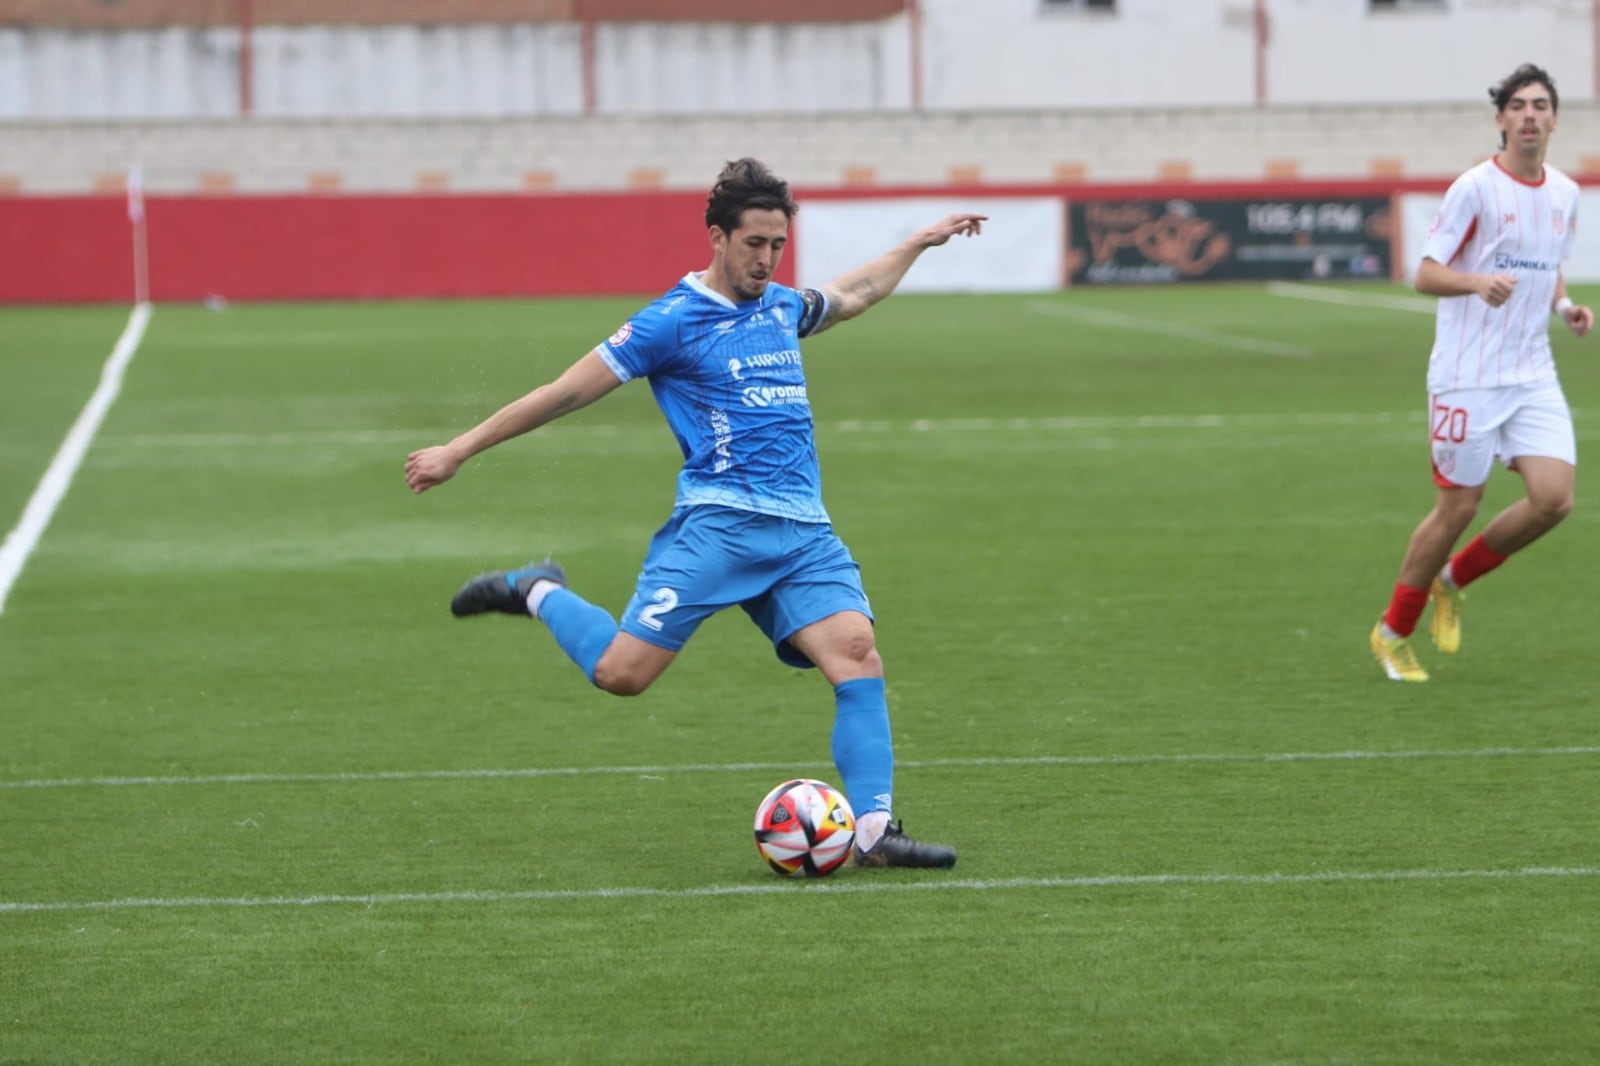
[1438, 494, 1481, 526]
[591, 663, 653, 697]
[829, 642, 883, 682]
[1535, 493, 1574, 526]
[823, 629, 880, 671]
[590, 635, 675, 696]
[854, 642, 883, 673]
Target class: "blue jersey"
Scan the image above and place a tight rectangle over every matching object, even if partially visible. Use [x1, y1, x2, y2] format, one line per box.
[597, 272, 831, 522]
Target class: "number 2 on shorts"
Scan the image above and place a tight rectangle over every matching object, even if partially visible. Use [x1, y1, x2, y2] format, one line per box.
[636, 587, 679, 631]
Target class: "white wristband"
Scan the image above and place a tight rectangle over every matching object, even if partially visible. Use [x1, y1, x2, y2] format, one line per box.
[1555, 296, 1575, 316]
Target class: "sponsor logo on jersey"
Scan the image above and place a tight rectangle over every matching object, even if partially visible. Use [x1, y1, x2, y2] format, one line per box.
[729, 352, 800, 382]
[742, 384, 809, 407]
[740, 349, 802, 371]
[608, 322, 632, 347]
[709, 408, 734, 472]
[1493, 253, 1558, 272]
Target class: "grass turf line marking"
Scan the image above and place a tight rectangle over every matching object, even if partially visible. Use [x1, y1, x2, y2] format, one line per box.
[1266, 281, 1435, 314]
[1026, 301, 1315, 359]
[100, 411, 1428, 450]
[0, 303, 152, 617]
[3, 866, 1596, 915]
[5, 745, 1598, 791]
[841, 411, 1422, 433]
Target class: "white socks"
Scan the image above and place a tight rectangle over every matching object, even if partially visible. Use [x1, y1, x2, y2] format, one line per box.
[523, 579, 562, 618]
[855, 810, 890, 852]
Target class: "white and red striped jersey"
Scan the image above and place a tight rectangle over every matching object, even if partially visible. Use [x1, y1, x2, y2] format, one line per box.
[1421, 158, 1579, 393]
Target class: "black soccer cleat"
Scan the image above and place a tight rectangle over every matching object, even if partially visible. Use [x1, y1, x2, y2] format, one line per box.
[449, 559, 567, 618]
[853, 820, 957, 869]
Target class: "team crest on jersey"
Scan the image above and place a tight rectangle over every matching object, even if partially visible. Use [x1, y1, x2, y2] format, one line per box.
[608, 322, 632, 347]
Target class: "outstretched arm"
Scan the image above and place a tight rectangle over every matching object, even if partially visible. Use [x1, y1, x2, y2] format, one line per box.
[405, 348, 623, 494]
[808, 212, 987, 335]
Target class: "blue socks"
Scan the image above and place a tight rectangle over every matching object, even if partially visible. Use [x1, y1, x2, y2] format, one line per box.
[537, 591, 896, 814]
[536, 587, 619, 685]
[831, 677, 894, 816]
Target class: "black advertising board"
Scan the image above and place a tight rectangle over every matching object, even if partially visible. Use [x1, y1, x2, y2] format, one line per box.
[1067, 197, 1392, 285]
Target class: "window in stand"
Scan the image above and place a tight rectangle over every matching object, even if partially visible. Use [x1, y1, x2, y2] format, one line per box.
[1041, 0, 1117, 12]
[1369, 0, 1448, 11]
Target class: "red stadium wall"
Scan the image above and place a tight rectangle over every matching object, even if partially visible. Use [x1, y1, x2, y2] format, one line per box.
[0, 180, 1454, 305]
[0, 192, 733, 304]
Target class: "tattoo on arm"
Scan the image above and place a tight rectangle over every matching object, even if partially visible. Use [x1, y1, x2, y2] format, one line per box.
[822, 276, 880, 330]
[848, 277, 881, 303]
[800, 287, 854, 334]
[804, 275, 885, 336]
[818, 300, 846, 332]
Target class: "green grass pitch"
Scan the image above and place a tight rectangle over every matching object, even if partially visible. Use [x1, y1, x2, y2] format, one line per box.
[2, 283, 1598, 1064]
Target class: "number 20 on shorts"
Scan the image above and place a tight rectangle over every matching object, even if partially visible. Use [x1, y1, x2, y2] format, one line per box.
[1432, 402, 1468, 443]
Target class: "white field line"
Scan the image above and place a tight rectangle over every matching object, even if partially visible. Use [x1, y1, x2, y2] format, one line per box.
[1026, 301, 1315, 359]
[99, 411, 1427, 451]
[0, 304, 151, 617]
[1267, 281, 1435, 314]
[3, 866, 1595, 915]
[5, 745, 1598, 791]
[155, 328, 480, 348]
[838, 411, 1421, 434]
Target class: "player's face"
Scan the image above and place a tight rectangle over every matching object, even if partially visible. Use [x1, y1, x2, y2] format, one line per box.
[1496, 83, 1557, 154]
[713, 208, 789, 301]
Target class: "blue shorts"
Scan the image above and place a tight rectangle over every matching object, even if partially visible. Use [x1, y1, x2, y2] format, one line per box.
[619, 506, 872, 669]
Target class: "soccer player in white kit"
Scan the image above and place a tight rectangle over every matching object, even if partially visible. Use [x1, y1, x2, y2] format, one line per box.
[1371, 64, 1594, 682]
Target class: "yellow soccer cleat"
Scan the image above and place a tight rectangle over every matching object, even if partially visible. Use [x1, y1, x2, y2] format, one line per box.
[1370, 622, 1428, 682]
[1429, 577, 1463, 655]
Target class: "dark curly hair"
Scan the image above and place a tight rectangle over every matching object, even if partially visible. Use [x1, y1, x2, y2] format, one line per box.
[1489, 63, 1558, 113]
[704, 158, 797, 235]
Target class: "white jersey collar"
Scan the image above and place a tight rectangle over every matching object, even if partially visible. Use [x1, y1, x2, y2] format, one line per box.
[686, 271, 765, 310]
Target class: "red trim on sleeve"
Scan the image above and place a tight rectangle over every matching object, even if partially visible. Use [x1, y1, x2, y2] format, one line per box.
[1447, 218, 1477, 266]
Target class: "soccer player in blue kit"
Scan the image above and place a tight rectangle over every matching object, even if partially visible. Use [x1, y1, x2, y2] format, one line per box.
[405, 159, 985, 868]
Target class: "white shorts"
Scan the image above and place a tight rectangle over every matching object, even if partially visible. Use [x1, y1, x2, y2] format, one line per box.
[1428, 381, 1576, 488]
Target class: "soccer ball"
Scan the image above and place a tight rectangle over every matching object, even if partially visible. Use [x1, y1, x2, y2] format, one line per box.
[753, 778, 856, 878]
